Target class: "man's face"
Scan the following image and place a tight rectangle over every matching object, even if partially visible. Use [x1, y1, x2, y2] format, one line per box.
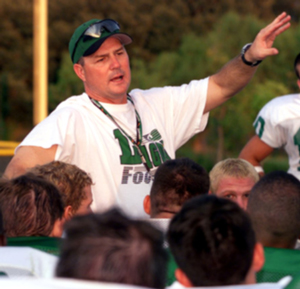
[214, 176, 256, 210]
[75, 185, 93, 215]
[77, 37, 131, 104]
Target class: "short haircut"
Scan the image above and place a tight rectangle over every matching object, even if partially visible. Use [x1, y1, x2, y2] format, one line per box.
[0, 173, 64, 237]
[167, 195, 256, 287]
[294, 53, 300, 79]
[150, 158, 209, 216]
[209, 158, 259, 194]
[56, 209, 168, 288]
[247, 171, 300, 248]
[29, 161, 93, 214]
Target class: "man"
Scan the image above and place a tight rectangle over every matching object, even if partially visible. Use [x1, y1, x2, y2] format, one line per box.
[167, 195, 266, 287]
[56, 208, 168, 289]
[29, 161, 93, 219]
[4, 13, 291, 218]
[209, 158, 259, 210]
[0, 173, 65, 255]
[143, 157, 209, 230]
[239, 53, 300, 179]
[247, 171, 300, 283]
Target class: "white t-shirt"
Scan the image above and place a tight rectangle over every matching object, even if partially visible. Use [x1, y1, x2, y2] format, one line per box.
[167, 276, 292, 289]
[253, 93, 300, 180]
[17, 78, 209, 218]
[0, 247, 58, 278]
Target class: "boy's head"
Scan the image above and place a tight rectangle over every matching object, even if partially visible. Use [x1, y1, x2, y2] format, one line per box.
[0, 173, 65, 237]
[144, 158, 209, 218]
[167, 195, 264, 287]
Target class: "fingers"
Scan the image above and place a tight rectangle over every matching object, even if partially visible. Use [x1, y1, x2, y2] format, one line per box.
[248, 12, 291, 60]
[261, 12, 291, 38]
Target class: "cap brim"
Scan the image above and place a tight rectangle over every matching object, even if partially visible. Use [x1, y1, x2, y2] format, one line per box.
[83, 33, 132, 57]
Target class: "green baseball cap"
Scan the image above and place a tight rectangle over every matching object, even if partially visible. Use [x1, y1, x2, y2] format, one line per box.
[69, 19, 132, 64]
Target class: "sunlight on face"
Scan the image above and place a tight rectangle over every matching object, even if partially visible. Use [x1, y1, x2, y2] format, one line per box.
[75, 185, 93, 215]
[215, 176, 256, 210]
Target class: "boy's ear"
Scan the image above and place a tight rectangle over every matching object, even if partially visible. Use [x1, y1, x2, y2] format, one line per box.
[143, 195, 151, 215]
[297, 79, 300, 90]
[64, 205, 73, 221]
[175, 268, 193, 287]
[252, 242, 265, 273]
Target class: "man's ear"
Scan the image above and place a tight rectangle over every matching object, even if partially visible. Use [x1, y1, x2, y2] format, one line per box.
[64, 205, 73, 221]
[252, 242, 265, 273]
[175, 268, 193, 287]
[143, 195, 151, 216]
[73, 63, 86, 82]
[208, 190, 212, 195]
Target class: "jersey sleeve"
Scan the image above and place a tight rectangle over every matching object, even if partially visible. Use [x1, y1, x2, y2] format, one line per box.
[170, 78, 210, 149]
[131, 78, 210, 151]
[253, 100, 286, 148]
[16, 107, 82, 161]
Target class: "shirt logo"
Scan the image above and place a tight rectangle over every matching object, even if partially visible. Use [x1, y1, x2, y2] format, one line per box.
[144, 129, 162, 142]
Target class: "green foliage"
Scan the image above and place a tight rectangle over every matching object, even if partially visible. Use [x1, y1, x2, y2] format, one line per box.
[48, 53, 83, 111]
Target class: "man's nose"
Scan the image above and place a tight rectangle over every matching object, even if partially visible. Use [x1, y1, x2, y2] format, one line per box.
[110, 56, 121, 69]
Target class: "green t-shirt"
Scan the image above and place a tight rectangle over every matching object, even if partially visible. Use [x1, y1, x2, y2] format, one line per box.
[166, 248, 178, 286]
[7, 236, 61, 256]
[257, 247, 300, 283]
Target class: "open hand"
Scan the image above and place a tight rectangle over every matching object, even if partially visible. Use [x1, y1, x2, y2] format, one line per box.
[245, 12, 291, 62]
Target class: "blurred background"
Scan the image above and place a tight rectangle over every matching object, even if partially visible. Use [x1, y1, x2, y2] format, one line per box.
[1, 0, 299, 174]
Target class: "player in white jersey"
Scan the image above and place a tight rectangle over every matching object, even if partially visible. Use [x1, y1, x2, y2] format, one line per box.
[239, 53, 300, 179]
[4, 14, 291, 218]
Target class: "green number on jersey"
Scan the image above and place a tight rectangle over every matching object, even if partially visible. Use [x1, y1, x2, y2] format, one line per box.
[293, 128, 300, 171]
[254, 116, 265, 138]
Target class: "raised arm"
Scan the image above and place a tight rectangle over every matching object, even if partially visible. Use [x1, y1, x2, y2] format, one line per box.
[3, 145, 58, 179]
[204, 12, 291, 113]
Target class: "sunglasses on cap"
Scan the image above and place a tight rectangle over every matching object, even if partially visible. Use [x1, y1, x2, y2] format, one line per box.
[72, 19, 120, 62]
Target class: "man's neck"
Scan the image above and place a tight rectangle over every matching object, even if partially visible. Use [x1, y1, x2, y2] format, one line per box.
[87, 92, 128, 104]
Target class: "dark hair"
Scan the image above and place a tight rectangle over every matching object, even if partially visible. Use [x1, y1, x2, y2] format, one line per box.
[56, 208, 168, 288]
[167, 195, 255, 286]
[294, 53, 300, 79]
[150, 158, 209, 217]
[247, 171, 300, 248]
[0, 173, 64, 237]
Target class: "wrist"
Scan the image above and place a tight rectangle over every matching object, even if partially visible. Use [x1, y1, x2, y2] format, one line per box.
[241, 43, 262, 67]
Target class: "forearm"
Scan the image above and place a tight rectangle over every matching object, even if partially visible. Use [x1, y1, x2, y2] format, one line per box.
[204, 12, 290, 113]
[3, 145, 57, 179]
[239, 135, 274, 167]
[206, 54, 258, 112]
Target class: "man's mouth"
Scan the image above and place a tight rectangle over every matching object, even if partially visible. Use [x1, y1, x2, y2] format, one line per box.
[111, 75, 124, 82]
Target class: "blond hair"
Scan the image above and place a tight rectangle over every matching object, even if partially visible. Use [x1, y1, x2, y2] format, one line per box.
[209, 158, 259, 194]
[29, 161, 93, 214]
